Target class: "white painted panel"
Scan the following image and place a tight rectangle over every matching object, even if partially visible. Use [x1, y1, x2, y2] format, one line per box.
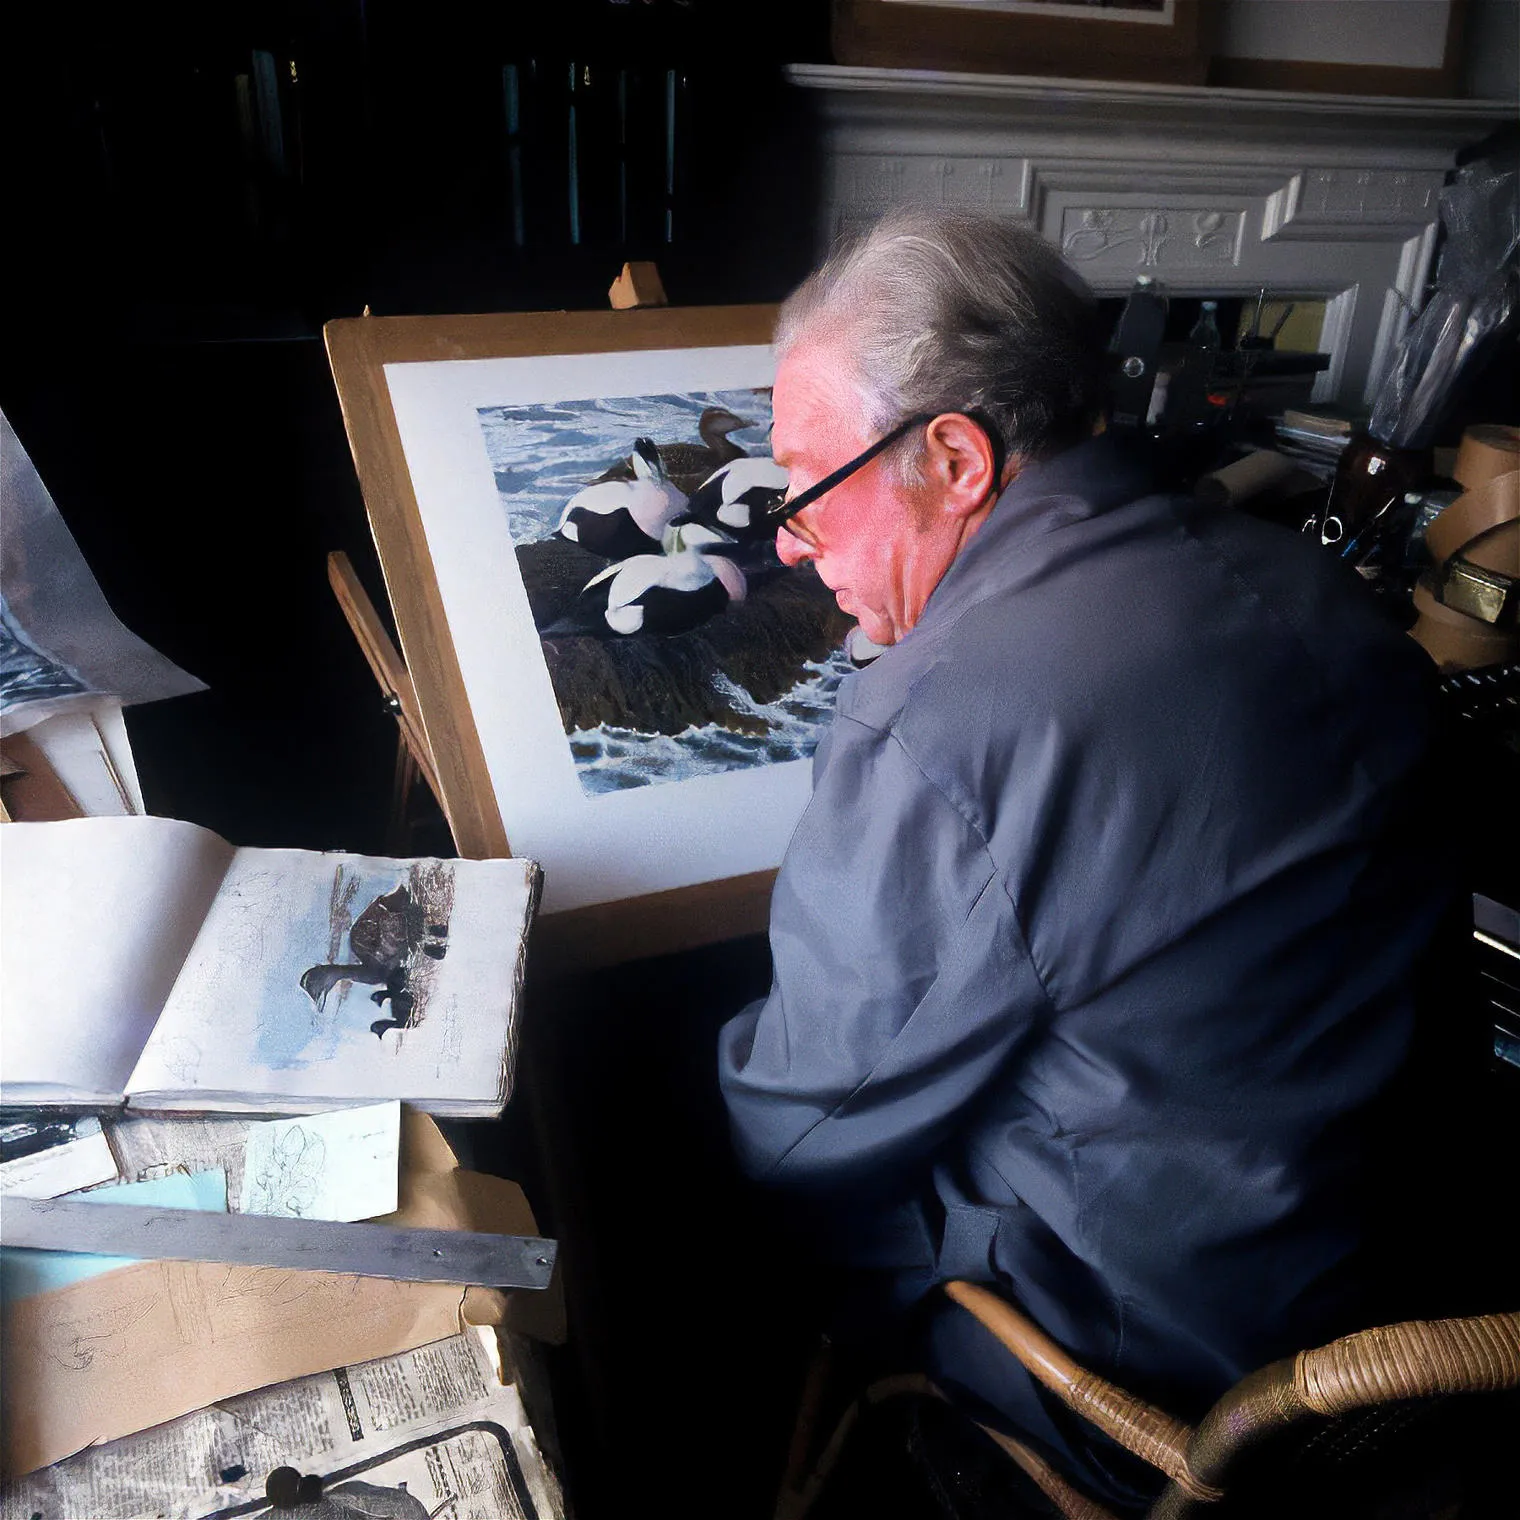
[1217, 0, 1451, 70]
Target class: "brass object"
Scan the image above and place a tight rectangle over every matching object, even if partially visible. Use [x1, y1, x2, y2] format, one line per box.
[1440, 558, 1517, 626]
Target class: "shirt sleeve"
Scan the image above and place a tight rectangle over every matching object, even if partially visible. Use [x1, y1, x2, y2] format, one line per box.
[717, 713, 1055, 1192]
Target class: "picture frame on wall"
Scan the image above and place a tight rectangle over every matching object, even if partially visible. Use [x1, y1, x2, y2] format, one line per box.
[831, 0, 1214, 85]
[326, 306, 853, 965]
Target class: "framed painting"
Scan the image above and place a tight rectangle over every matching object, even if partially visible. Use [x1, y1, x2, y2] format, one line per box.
[326, 306, 848, 964]
[831, 0, 1213, 85]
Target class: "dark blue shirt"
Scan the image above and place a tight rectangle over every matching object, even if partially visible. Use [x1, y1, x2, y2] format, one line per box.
[719, 435, 1449, 1500]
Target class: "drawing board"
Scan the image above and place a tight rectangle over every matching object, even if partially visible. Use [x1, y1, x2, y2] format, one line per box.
[327, 307, 846, 958]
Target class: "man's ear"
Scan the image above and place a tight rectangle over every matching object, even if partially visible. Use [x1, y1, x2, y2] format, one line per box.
[923, 413, 1001, 517]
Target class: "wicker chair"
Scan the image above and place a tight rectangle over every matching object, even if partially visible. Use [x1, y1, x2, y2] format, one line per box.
[942, 1279, 1520, 1520]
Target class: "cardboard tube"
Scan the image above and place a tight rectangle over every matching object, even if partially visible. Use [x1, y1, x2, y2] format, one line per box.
[1454, 425, 1520, 492]
[1426, 470, 1520, 565]
[1465, 520, 1519, 580]
[1194, 449, 1299, 508]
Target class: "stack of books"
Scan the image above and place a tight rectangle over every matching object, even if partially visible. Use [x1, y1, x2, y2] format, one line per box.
[1273, 408, 1357, 477]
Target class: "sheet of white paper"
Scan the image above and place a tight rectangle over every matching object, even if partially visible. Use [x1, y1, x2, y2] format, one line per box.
[94, 700, 145, 813]
[0, 410, 204, 737]
[239, 1100, 401, 1220]
[21, 706, 135, 815]
[385, 345, 817, 914]
[125, 848, 536, 1114]
[0, 817, 234, 1103]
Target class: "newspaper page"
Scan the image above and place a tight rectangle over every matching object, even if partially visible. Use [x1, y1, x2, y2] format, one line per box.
[0, 1331, 548, 1520]
[220, 1420, 559, 1520]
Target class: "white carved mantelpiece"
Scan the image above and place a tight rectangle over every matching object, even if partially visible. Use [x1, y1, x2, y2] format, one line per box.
[785, 65, 1508, 408]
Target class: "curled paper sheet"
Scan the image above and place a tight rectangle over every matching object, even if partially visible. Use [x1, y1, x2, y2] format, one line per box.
[0, 410, 205, 737]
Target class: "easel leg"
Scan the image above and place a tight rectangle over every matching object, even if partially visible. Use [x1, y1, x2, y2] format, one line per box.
[386, 732, 421, 857]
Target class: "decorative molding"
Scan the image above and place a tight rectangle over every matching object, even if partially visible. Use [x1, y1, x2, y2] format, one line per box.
[1263, 168, 1445, 239]
[1060, 207, 1244, 270]
[787, 65, 1507, 407]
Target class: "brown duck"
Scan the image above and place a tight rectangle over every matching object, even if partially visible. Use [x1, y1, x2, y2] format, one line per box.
[299, 886, 448, 1036]
[593, 407, 753, 496]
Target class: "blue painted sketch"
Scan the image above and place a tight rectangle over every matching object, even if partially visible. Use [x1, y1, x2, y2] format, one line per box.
[0, 592, 90, 717]
[299, 867, 452, 1038]
[249, 861, 455, 1071]
[476, 388, 856, 797]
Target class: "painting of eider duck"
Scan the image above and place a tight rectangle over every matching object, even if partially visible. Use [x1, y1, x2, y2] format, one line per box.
[477, 386, 857, 798]
[301, 863, 455, 1040]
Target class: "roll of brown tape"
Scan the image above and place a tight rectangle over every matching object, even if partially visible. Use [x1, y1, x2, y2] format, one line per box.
[1454, 424, 1520, 492]
[1424, 470, 1520, 566]
[1410, 576, 1518, 672]
[1464, 519, 1519, 579]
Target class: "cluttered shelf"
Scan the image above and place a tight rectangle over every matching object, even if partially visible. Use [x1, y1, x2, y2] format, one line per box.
[1095, 157, 1517, 685]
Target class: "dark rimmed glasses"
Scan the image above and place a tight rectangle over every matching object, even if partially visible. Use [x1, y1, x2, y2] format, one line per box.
[760, 409, 1007, 539]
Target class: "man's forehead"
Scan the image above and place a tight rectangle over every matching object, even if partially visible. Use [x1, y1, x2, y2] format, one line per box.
[772, 343, 861, 461]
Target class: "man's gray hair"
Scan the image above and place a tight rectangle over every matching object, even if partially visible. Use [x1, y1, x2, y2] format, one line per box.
[775, 208, 1102, 471]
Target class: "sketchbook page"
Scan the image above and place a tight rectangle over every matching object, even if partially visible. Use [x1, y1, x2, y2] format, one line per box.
[0, 817, 235, 1105]
[239, 1100, 402, 1220]
[125, 849, 541, 1115]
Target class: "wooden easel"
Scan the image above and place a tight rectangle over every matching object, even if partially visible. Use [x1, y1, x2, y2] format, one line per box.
[325, 267, 784, 971]
[327, 550, 449, 856]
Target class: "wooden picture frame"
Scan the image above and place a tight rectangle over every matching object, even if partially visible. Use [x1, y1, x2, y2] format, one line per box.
[326, 306, 831, 969]
[831, 0, 1213, 86]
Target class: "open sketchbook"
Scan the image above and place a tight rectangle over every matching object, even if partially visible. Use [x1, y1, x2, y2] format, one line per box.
[0, 817, 541, 1117]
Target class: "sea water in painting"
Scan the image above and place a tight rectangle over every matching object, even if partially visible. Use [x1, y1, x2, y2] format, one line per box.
[476, 388, 856, 797]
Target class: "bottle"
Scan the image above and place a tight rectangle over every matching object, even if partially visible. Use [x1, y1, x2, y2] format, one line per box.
[1319, 431, 1433, 547]
[1188, 300, 1222, 350]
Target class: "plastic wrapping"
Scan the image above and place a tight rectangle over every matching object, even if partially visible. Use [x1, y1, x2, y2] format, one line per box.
[1368, 164, 1520, 449]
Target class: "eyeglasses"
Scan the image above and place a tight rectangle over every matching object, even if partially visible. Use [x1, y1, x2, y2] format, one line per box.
[760, 410, 1007, 539]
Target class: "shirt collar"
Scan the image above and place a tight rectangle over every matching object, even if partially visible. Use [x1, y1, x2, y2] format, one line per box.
[915, 432, 1157, 631]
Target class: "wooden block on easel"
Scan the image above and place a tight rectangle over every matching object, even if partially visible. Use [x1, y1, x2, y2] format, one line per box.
[608, 262, 668, 311]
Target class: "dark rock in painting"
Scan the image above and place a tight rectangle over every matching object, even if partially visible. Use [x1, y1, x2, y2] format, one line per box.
[516, 537, 854, 736]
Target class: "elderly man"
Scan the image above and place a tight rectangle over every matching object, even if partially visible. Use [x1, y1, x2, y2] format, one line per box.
[717, 210, 1452, 1510]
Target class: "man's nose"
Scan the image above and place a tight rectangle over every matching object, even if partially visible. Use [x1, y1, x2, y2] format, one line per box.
[776, 527, 813, 567]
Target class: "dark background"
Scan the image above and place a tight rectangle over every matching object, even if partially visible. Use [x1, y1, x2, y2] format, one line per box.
[3, 7, 1517, 1517]
[2, 7, 833, 1517]
[2, 0, 832, 855]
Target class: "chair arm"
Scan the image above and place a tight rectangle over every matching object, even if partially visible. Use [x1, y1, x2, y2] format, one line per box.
[943, 1280, 1222, 1502]
[1295, 1310, 1520, 1416]
[1167, 1310, 1520, 1507]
